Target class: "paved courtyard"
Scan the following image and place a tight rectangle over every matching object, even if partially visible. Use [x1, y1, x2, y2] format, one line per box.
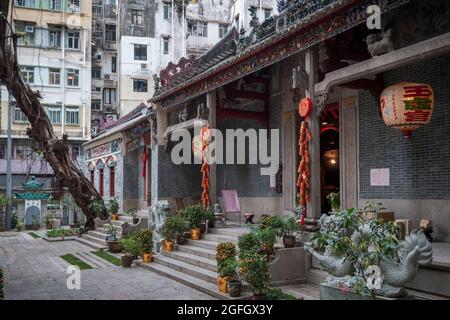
[0, 232, 212, 300]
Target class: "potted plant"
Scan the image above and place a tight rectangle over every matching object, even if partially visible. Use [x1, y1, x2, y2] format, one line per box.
[108, 197, 120, 221]
[239, 252, 270, 299]
[259, 215, 284, 237]
[170, 215, 188, 245]
[327, 192, 340, 212]
[87, 198, 107, 219]
[126, 208, 139, 225]
[281, 217, 299, 248]
[204, 208, 216, 229]
[16, 220, 23, 232]
[138, 229, 153, 263]
[226, 261, 242, 298]
[45, 214, 54, 230]
[120, 235, 141, 267]
[162, 217, 176, 252]
[216, 242, 237, 294]
[257, 228, 277, 256]
[106, 224, 122, 253]
[182, 205, 204, 240]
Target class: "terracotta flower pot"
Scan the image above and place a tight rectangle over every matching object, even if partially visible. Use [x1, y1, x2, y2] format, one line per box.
[111, 214, 119, 221]
[228, 280, 242, 297]
[190, 228, 201, 240]
[217, 276, 228, 293]
[164, 240, 174, 252]
[283, 235, 296, 248]
[121, 255, 133, 268]
[143, 253, 153, 263]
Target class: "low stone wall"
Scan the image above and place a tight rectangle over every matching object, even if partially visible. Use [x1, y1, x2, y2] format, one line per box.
[269, 247, 306, 286]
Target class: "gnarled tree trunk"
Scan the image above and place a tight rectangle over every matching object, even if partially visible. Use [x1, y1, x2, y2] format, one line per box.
[0, 1, 107, 229]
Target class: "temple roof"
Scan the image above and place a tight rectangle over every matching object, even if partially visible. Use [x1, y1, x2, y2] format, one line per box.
[15, 176, 50, 200]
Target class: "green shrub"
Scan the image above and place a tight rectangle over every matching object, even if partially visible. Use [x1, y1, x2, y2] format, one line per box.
[138, 229, 153, 254]
[260, 215, 284, 236]
[267, 288, 300, 300]
[239, 252, 270, 296]
[181, 205, 205, 229]
[107, 197, 119, 214]
[237, 232, 260, 258]
[282, 217, 300, 237]
[46, 228, 78, 238]
[88, 198, 106, 215]
[120, 235, 142, 256]
[257, 228, 277, 247]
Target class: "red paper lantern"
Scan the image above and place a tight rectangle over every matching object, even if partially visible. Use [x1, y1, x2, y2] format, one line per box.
[380, 83, 434, 139]
[299, 98, 313, 118]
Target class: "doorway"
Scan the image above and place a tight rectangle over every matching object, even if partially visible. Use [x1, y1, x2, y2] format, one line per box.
[320, 103, 340, 214]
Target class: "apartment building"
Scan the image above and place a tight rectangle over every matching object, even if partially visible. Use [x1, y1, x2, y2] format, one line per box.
[0, 0, 92, 225]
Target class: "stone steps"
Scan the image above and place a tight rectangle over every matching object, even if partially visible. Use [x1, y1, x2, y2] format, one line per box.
[203, 233, 238, 244]
[75, 236, 107, 250]
[186, 238, 220, 251]
[175, 244, 217, 260]
[163, 250, 217, 272]
[81, 233, 107, 246]
[152, 254, 217, 283]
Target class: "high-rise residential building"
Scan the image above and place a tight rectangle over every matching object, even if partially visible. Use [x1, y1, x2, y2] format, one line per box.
[0, 0, 93, 226]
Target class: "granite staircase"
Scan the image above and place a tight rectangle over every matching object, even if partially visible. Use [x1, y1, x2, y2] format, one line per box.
[75, 211, 148, 250]
[137, 227, 249, 299]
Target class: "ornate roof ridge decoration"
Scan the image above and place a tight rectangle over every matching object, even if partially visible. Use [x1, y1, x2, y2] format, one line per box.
[97, 102, 149, 135]
[150, 0, 411, 107]
[16, 176, 50, 200]
[22, 176, 44, 191]
[154, 27, 240, 93]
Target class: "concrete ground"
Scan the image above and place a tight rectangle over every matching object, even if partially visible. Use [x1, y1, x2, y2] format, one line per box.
[0, 231, 213, 300]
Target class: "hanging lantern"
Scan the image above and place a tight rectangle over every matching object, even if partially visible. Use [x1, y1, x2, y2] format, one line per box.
[380, 83, 434, 139]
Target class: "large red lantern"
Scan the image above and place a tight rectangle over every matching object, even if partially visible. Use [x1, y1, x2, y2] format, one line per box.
[380, 83, 434, 139]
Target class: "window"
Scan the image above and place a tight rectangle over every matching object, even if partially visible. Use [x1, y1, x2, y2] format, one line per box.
[46, 105, 61, 124]
[15, 21, 35, 46]
[49, 29, 61, 48]
[66, 31, 80, 49]
[133, 79, 148, 93]
[65, 106, 80, 125]
[90, 170, 95, 184]
[92, 99, 101, 111]
[47, 198, 61, 211]
[66, 69, 79, 87]
[92, 5, 102, 16]
[71, 146, 80, 160]
[0, 144, 5, 159]
[105, 24, 116, 42]
[103, 88, 116, 105]
[91, 68, 101, 79]
[14, 107, 28, 123]
[188, 20, 208, 37]
[264, 9, 272, 20]
[49, 0, 62, 11]
[67, 0, 80, 13]
[49, 68, 61, 85]
[15, 0, 36, 8]
[111, 56, 117, 73]
[15, 145, 33, 160]
[131, 9, 143, 25]
[20, 66, 34, 84]
[163, 37, 169, 54]
[109, 166, 115, 197]
[134, 44, 147, 61]
[99, 168, 104, 197]
[163, 3, 172, 20]
[219, 24, 228, 38]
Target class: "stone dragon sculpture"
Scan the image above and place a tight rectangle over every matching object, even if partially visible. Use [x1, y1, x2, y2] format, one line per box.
[305, 213, 433, 298]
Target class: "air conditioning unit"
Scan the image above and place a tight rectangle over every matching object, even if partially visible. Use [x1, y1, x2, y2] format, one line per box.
[95, 87, 101, 92]
[96, 54, 102, 61]
[104, 74, 110, 80]
[25, 26, 34, 33]
[91, 85, 97, 91]
[141, 63, 148, 70]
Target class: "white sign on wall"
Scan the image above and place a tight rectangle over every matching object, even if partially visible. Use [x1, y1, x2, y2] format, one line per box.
[370, 168, 390, 186]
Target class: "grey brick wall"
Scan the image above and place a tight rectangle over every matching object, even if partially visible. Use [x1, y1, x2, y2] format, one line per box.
[359, 55, 450, 199]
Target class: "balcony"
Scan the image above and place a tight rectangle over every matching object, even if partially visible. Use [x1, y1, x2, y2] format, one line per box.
[0, 159, 54, 175]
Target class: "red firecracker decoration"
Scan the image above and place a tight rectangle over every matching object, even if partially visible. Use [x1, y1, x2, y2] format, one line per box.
[141, 148, 149, 197]
[297, 101, 312, 226]
[200, 127, 211, 209]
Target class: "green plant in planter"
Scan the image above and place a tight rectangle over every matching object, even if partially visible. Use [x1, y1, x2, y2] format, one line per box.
[120, 235, 142, 257]
[181, 204, 205, 229]
[162, 217, 177, 241]
[218, 257, 239, 281]
[326, 192, 340, 211]
[88, 198, 107, 216]
[259, 215, 284, 236]
[257, 228, 277, 247]
[204, 208, 216, 224]
[216, 242, 236, 267]
[239, 252, 270, 296]
[237, 232, 261, 259]
[105, 223, 119, 240]
[138, 229, 153, 254]
[107, 197, 119, 215]
[282, 217, 300, 237]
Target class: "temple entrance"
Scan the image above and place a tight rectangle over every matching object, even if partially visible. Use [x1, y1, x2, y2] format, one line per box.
[320, 103, 340, 214]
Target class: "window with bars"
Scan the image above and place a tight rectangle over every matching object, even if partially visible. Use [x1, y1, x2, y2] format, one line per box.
[20, 66, 34, 84]
[105, 24, 116, 42]
[219, 24, 228, 38]
[46, 105, 62, 124]
[15, 0, 37, 8]
[65, 107, 80, 125]
[133, 79, 148, 92]
[103, 88, 117, 105]
[49, 0, 62, 11]
[131, 9, 143, 25]
[91, 68, 101, 79]
[111, 56, 117, 73]
[66, 69, 79, 87]
[163, 37, 169, 54]
[188, 20, 208, 37]
[92, 99, 102, 111]
[49, 29, 61, 48]
[92, 5, 102, 16]
[49, 68, 61, 85]
[67, 0, 81, 13]
[134, 44, 147, 61]
[15, 145, 34, 160]
[163, 4, 172, 20]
